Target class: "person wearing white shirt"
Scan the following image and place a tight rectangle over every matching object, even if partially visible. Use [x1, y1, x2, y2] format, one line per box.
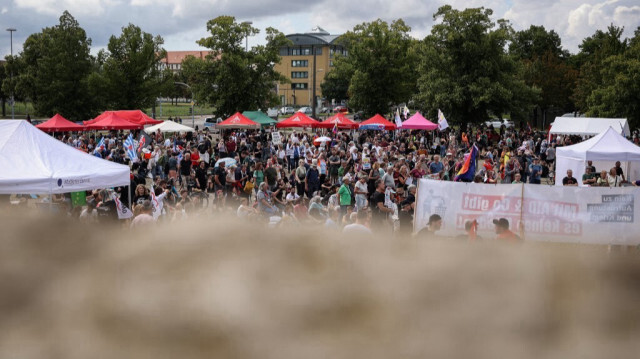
[285, 187, 300, 203]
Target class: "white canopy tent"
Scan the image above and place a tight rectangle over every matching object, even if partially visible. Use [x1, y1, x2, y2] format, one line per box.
[0, 120, 130, 194]
[550, 117, 629, 137]
[555, 127, 640, 186]
[144, 120, 194, 133]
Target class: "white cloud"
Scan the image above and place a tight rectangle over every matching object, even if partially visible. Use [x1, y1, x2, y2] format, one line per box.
[3, 0, 640, 57]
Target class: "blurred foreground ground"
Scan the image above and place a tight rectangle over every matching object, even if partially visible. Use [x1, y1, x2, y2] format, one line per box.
[1, 211, 639, 359]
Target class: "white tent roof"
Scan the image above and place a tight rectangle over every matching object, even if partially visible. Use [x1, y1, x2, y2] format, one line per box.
[144, 120, 194, 133]
[0, 120, 131, 194]
[550, 117, 629, 137]
[556, 127, 640, 162]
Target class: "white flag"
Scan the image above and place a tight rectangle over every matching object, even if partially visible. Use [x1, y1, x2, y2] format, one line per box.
[112, 193, 133, 219]
[403, 105, 410, 118]
[395, 108, 403, 128]
[438, 109, 449, 131]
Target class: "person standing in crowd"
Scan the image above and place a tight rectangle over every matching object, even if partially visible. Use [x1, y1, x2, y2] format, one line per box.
[582, 166, 597, 186]
[562, 169, 579, 186]
[338, 176, 352, 220]
[370, 179, 393, 230]
[178, 152, 192, 188]
[131, 200, 155, 228]
[354, 174, 368, 211]
[305, 159, 321, 198]
[418, 214, 442, 239]
[529, 157, 542, 184]
[342, 209, 372, 234]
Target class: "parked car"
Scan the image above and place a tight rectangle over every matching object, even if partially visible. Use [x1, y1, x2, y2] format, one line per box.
[319, 106, 330, 114]
[267, 108, 279, 118]
[333, 106, 348, 114]
[297, 107, 312, 114]
[353, 111, 365, 121]
[204, 117, 222, 129]
[484, 118, 514, 129]
[279, 107, 295, 115]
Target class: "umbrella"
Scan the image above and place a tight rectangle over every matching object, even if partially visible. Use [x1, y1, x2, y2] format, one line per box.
[315, 136, 332, 142]
[215, 157, 237, 168]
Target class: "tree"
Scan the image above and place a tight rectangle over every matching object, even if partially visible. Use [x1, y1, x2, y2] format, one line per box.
[572, 25, 628, 112]
[0, 62, 6, 117]
[320, 58, 352, 104]
[415, 6, 537, 126]
[331, 19, 418, 116]
[585, 27, 640, 127]
[5, 11, 96, 121]
[510, 25, 577, 126]
[184, 16, 290, 118]
[92, 24, 167, 110]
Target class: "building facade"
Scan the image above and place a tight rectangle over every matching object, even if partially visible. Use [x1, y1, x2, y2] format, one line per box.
[274, 27, 346, 108]
[161, 51, 213, 72]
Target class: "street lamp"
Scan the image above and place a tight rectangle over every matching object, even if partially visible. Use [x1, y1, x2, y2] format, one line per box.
[6, 28, 16, 120]
[175, 82, 194, 128]
[241, 21, 253, 52]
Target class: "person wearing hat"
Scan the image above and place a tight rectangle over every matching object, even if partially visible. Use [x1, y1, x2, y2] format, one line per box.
[131, 200, 155, 228]
[417, 214, 442, 239]
[493, 218, 521, 241]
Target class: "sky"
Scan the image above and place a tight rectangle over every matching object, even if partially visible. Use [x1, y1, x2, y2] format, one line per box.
[0, 0, 638, 57]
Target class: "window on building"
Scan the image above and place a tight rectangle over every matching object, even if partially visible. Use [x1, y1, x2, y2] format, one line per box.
[315, 47, 322, 55]
[291, 71, 308, 79]
[291, 60, 308, 67]
[292, 83, 308, 89]
[291, 48, 300, 56]
[301, 48, 311, 55]
[329, 60, 334, 67]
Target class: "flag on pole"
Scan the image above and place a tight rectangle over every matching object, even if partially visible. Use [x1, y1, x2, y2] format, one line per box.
[403, 105, 410, 118]
[137, 134, 146, 152]
[469, 220, 478, 241]
[332, 122, 338, 134]
[454, 144, 478, 182]
[93, 137, 105, 156]
[124, 133, 138, 162]
[112, 193, 133, 219]
[437, 109, 449, 131]
[394, 108, 403, 128]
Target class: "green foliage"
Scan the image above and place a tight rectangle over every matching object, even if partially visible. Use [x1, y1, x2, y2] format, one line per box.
[415, 6, 537, 124]
[91, 24, 167, 110]
[5, 11, 96, 121]
[586, 29, 640, 127]
[332, 19, 418, 116]
[572, 25, 629, 111]
[510, 25, 577, 115]
[320, 56, 352, 103]
[185, 16, 290, 118]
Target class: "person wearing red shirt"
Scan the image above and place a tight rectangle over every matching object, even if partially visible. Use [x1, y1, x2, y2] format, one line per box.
[493, 218, 521, 241]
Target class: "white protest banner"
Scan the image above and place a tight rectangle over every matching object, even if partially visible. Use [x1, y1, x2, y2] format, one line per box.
[414, 180, 522, 238]
[112, 193, 133, 219]
[272, 131, 282, 146]
[414, 179, 640, 245]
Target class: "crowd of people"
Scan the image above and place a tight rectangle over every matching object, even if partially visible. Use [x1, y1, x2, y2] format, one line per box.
[40, 118, 637, 238]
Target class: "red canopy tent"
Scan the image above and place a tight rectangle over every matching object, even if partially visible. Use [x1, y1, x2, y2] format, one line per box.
[359, 114, 397, 130]
[276, 113, 320, 128]
[115, 110, 162, 125]
[85, 112, 144, 131]
[317, 113, 358, 129]
[216, 112, 260, 129]
[36, 114, 84, 132]
[84, 110, 161, 126]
